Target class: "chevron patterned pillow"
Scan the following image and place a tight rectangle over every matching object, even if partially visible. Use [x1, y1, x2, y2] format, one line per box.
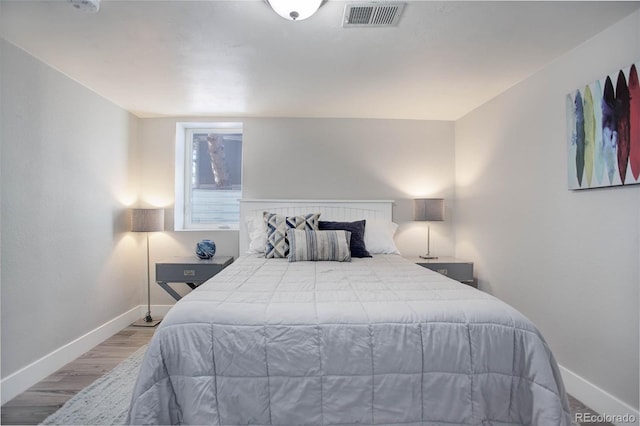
[263, 212, 320, 258]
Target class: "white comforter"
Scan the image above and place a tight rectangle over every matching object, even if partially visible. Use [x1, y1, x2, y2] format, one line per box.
[128, 255, 570, 425]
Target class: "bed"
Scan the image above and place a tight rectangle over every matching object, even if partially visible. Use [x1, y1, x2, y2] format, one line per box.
[127, 199, 571, 425]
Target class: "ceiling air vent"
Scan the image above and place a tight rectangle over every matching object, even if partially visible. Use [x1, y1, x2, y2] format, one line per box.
[343, 2, 405, 27]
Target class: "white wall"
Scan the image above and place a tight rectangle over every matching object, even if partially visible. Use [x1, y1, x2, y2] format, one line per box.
[455, 10, 640, 415]
[138, 117, 456, 302]
[1, 40, 143, 398]
[243, 117, 457, 260]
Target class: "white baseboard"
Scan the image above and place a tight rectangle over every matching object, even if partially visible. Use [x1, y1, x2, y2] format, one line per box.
[560, 365, 639, 426]
[0, 304, 172, 405]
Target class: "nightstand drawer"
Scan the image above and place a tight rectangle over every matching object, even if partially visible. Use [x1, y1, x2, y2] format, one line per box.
[157, 264, 219, 283]
[420, 262, 473, 283]
[156, 256, 234, 284]
[407, 256, 475, 287]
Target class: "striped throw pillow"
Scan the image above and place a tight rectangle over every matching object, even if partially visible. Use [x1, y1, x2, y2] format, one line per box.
[287, 229, 352, 262]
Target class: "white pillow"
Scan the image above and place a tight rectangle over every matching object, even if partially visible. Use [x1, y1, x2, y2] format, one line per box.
[364, 220, 400, 254]
[246, 215, 266, 254]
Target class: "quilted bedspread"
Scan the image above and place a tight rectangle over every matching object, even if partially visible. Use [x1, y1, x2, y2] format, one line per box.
[127, 255, 571, 425]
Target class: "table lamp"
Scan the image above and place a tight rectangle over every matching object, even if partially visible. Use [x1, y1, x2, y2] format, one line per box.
[413, 198, 444, 259]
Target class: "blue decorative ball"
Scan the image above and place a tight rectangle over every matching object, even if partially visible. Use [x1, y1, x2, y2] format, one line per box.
[196, 240, 216, 259]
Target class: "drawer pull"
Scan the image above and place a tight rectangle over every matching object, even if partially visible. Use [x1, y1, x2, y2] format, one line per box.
[437, 268, 449, 275]
[183, 269, 196, 276]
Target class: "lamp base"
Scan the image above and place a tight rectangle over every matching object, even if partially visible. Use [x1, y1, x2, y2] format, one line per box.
[132, 317, 161, 327]
[419, 254, 438, 260]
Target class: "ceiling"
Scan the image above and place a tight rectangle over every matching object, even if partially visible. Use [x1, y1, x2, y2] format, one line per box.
[1, 1, 638, 120]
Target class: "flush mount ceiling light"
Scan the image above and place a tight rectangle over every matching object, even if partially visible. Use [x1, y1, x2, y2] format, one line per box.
[267, 0, 323, 21]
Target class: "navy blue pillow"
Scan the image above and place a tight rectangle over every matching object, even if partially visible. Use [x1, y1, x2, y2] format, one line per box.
[318, 220, 371, 258]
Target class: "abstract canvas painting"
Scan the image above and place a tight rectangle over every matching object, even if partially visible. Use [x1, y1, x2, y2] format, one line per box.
[567, 61, 640, 189]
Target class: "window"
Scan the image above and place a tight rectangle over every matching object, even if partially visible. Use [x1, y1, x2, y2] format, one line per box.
[175, 122, 243, 230]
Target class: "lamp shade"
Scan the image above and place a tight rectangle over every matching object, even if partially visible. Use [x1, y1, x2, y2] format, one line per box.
[413, 198, 444, 221]
[131, 208, 164, 232]
[267, 0, 322, 20]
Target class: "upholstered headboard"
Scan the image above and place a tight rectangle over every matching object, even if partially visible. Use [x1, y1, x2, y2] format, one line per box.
[239, 199, 394, 255]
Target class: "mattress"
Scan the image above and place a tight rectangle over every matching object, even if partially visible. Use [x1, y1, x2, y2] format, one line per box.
[127, 255, 571, 425]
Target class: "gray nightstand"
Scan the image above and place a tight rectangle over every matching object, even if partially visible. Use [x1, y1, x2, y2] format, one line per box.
[156, 256, 234, 301]
[407, 256, 476, 288]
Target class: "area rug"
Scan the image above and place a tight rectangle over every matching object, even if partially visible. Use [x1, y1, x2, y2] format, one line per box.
[40, 345, 147, 425]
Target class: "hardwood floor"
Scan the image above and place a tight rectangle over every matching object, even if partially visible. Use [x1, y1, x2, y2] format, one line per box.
[1, 325, 612, 426]
[1, 325, 155, 425]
